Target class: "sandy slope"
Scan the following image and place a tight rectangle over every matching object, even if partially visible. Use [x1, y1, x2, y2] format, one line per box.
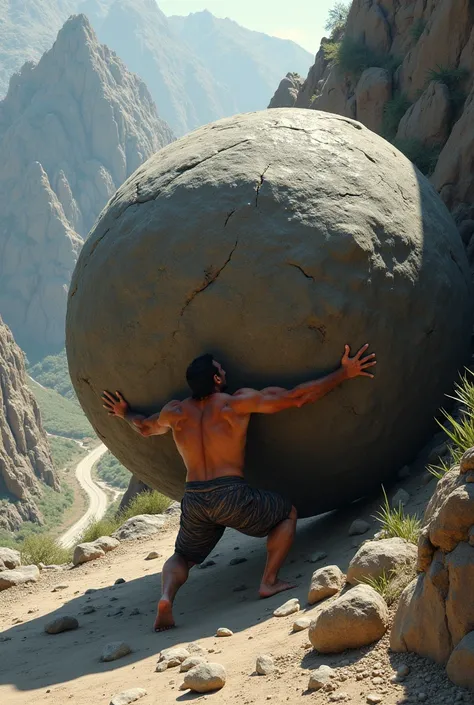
[0, 468, 472, 705]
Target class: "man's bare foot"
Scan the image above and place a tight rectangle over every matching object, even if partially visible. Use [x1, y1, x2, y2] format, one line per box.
[154, 599, 175, 632]
[258, 579, 296, 599]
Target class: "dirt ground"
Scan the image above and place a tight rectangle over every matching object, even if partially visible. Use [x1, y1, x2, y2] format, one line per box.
[1, 468, 474, 705]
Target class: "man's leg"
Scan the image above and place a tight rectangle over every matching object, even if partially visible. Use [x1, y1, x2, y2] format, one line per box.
[259, 505, 298, 599]
[154, 553, 195, 632]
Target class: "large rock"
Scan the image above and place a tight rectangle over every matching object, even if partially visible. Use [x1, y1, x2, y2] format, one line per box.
[268, 73, 303, 109]
[73, 543, 106, 566]
[0, 318, 57, 532]
[396, 82, 452, 146]
[0, 547, 21, 570]
[308, 565, 345, 604]
[66, 109, 472, 515]
[0, 565, 40, 591]
[308, 584, 389, 653]
[355, 68, 392, 134]
[347, 538, 417, 585]
[446, 631, 474, 691]
[111, 514, 166, 541]
[180, 662, 226, 693]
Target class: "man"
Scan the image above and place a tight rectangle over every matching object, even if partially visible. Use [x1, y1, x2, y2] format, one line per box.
[102, 343, 376, 631]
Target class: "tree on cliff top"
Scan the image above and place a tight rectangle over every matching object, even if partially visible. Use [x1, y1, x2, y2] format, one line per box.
[325, 2, 351, 38]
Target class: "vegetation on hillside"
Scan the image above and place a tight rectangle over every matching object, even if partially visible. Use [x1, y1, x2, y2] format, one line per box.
[28, 378, 93, 439]
[325, 2, 351, 39]
[29, 349, 76, 401]
[323, 36, 400, 81]
[96, 452, 130, 489]
[49, 436, 86, 472]
[382, 93, 412, 140]
[21, 534, 71, 566]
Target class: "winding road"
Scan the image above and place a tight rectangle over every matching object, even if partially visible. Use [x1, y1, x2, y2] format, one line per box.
[59, 443, 109, 548]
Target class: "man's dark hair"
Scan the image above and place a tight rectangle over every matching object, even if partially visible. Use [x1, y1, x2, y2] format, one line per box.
[186, 354, 218, 400]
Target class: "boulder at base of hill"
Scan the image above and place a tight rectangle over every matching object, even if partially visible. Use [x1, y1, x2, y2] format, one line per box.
[347, 538, 417, 585]
[66, 108, 472, 518]
[0, 565, 40, 591]
[308, 565, 345, 604]
[446, 631, 474, 690]
[112, 515, 166, 541]
[180, 662, 226, 693]
[0, 547, 21, 570]
[73, 543, 106, 566]
[309, 585, 389, 653]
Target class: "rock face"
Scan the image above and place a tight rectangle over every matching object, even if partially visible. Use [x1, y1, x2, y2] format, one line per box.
[0, 14, 174, 358]
[268, 73, 303, 108]
[391, 456, 474, 688]
[0, 317, 56, 532]
[270, 0, 474, 223]
[66, 109, 472, 516]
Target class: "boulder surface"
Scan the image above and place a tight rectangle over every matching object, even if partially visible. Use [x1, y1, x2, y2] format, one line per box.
[66, 109, 472, 516]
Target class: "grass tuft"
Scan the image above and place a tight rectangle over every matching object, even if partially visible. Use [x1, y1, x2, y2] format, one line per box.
[427, 65, 469, 114]
[21, 534, 72, 566]
[80, 518, 121, 544]
[362, 564, 417, 606]
[374, 488, 422, 544]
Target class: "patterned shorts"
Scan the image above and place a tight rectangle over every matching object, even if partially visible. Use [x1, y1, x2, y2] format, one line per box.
[175, 476, 293, 565]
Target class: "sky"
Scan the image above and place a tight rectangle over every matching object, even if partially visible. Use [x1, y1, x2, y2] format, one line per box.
[158, 0, 338, 54]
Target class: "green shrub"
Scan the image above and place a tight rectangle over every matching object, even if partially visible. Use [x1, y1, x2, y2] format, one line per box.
[374, 488, 422, 544]
[96, 452, 130, 489]
[427, 65, 469, 113]
[28, 378, 93, 439]
[80, 517, 121, 543]
[121, 491, 171, 521]
[322, 40, 342, 63]
[362, 564, 417, 605]
[328, 37, 399, 80]
[49, 436, 86, 472]
[382, 93, 412, 140]
[410, 19, 426, 41]
[21, 534, 72, 566]
[325, 2, 351, 39]
[392, 138, 441, 176]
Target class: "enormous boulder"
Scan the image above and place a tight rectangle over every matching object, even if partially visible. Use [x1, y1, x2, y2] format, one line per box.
[66, 109, 472, 516]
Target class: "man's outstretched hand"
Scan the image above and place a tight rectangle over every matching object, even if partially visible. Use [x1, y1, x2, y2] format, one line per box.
[341, 344, 377, 379]
[102, 390, 129, 418]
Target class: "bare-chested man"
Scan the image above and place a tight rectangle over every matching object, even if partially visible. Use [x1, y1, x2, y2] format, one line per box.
[102, 343, 376, 631]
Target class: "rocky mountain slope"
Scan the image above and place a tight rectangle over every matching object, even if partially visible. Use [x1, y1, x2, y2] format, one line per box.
[168, 10, 312, 121]
[0, 14, 174, 358]
[0, 317, 56, 533]
[270, 0, 474, 236]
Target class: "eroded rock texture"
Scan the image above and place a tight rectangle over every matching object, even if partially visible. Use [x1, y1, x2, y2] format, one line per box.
[0, 14, 174, 358]
[391, 450, 474, 690]
[66, 109, 472, 516]
[0, 317, 56, 532]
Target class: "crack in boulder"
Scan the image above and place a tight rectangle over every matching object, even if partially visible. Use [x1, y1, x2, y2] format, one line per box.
[287, 261, 315, 281]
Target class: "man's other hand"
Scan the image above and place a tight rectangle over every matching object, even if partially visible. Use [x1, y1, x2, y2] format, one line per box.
[341, 344, 377, 379]
[102, 390, 129, 418]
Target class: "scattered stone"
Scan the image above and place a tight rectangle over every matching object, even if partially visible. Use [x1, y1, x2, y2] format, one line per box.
[101, 642, 132, 662]
[145, 551, 160, 560]
[367, 696, 383, 704]
[155, 661, 168, 673]
[349, 520, 371, 536]
[0, 547, 21, 570]
[114, 578, 126, 585]
[229, 557, 247, 566]
[308, 665, 335, 691]
[309, 585, 389, 653]
[45, 616, 79, 634]
[180, 662, 226, 693]
[187, 642, 207, 657]
[40, 564, 65, 572]
[347, 538, 417, 585]
[392, 489, 410, 508]
[0, 565, 40, 591]
[73, 543, 106, 566]
[396, 664, 410, 679]
[198, 560, 216, 570]
[216, 628, 233, 637]
[233, 584, 248, 592]
[157, 647, 190, 669]
[94, 536, 120, 553]
[307, 551, 327, 563]
[273, 598, 300, 617]
[293, 617, 311, 632]
[109, 688, 147, 705]
[308, 565, 345, 605]
[52, 584, 69, 592]
[111, 514, 166, 541]
[256, 654, 275, 675]
[180, 657, 206, 673]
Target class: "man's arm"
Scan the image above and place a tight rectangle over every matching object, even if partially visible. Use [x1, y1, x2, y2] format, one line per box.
[230, 344, 376, 415]
[102, 391, 179, 436]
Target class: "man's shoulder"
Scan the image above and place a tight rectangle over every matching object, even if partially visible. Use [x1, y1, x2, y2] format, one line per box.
[232, 387, 259, 398]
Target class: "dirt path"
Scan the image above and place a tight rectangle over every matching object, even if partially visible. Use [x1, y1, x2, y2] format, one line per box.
[58, 444, 108, 548]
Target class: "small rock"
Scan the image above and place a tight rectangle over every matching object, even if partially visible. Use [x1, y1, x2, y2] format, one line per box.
[145, 551, 160, 561]
[187, 642, 207, 657]
[180, 657, 206, 673]
[293, 617, 311, 632]
[82, 606, 96, 615]
[308, 665, 335, 691]
[308, 565, 345, 605]
[216, 628, 233, 637]
[391, 489, 410, 508]
[256, 654, 275, 675]
[111, 514, 166, 541]
[94, 536, 120, 553]
[396, 664, 410, 679]
[367, 696, 383, 704]
[155, 661, 168, 673]
[229, 557, 247, 566]
[52, 584, 69, 592]
[109, 688, 147, 705]
[372, 676, 383, 685]
[45, 616, 79, 635]
[307, 551, 327, 563]
[347, 538, 417, 585]
[0, 547, 21, 570]
[180, 662, 226, 693]
[198, 560, 216, 570]
[157, 647, 190, 668]
[349, 520, 370, 536]
[273, 598, 300, 617]
[73, 543, 105, 566]
[114, 578, 126, 585]
[101, 642, 132, 662]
